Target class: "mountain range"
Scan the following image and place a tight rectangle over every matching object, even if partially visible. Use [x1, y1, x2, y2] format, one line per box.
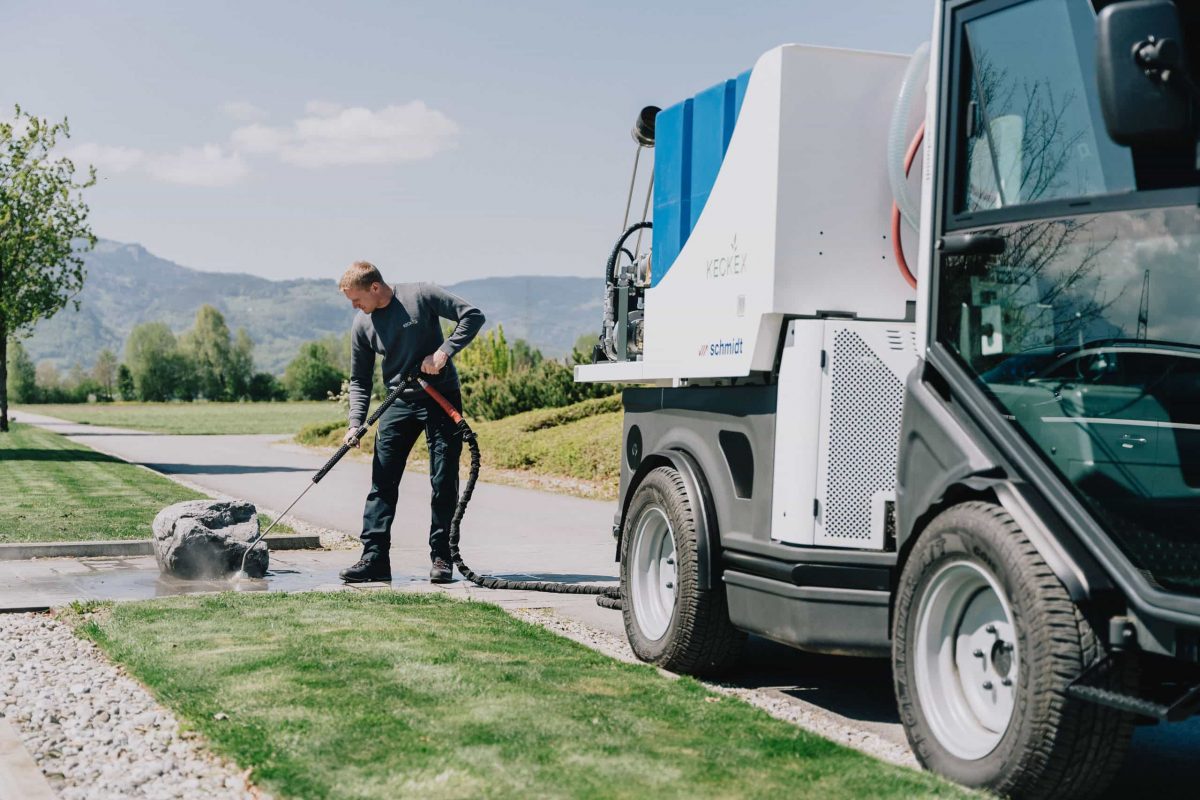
[20, 240, 606, 374]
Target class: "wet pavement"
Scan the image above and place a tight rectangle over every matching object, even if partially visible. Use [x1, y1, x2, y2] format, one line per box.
[0, 549, 623, 633]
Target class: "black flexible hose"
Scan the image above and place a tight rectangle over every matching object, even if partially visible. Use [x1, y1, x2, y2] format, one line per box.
[607, 221, 652, 285]
[446, 421, 621, 608]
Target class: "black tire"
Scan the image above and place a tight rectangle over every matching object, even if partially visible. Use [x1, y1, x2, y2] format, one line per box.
[620, 466, 744, 676]
[893, 501, 1135, 799]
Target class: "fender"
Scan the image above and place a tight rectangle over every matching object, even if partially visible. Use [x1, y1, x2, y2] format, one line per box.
[619, 448, 721, 590]
[897, 361, 1111, 602]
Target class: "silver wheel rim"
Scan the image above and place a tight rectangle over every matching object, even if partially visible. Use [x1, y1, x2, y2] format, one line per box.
[630, 505, 677, 641]
[913, 559, 1019, 760]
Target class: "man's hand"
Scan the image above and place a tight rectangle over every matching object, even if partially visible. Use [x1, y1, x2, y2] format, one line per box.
[344, 427, 362, 448]
[421, 349, 449, 375]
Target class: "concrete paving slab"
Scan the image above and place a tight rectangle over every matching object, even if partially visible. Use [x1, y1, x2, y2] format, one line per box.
[0, 718, 56, 800]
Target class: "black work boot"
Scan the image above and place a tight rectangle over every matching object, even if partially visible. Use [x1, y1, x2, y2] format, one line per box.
[429, 557, 453, 584]
[339, 552, 391, 583]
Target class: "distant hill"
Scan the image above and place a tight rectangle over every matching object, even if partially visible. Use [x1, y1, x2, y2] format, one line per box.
[21, 240, 605, 374]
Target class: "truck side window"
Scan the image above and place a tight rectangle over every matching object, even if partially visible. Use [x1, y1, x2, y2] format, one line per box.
[955, 0, 1134, 214]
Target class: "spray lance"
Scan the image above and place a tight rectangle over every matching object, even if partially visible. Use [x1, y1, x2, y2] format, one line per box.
[233, 376, 622, 608]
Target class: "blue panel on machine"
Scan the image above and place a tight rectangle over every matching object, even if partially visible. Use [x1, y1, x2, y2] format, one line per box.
[651, 67, 752, 286]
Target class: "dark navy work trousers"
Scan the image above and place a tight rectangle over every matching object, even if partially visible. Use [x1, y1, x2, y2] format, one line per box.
[359, 387, 462, 562]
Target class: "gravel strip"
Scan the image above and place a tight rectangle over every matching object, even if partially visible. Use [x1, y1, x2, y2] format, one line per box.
[509, 607, 919, 769]
[0, 612, 264, 800]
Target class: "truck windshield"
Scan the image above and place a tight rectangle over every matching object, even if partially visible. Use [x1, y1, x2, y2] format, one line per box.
[939, 206, 1200, 595]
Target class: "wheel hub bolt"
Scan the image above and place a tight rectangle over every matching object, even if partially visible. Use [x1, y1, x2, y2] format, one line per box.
[666, 558, 675, 565]
[1001, 678, 1012, 687]
[985, 624, 997, 634]
[665, 581, 674, 589]
[982, 681, 994, 690]
[973, 649, 985, 658]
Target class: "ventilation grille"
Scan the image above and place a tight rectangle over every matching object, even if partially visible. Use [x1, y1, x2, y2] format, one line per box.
[824, 329, 905, 541]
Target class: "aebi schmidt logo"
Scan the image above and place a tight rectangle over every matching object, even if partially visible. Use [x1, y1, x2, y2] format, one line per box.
[697, 338, 744, 357]
[705, 234, 748, 279]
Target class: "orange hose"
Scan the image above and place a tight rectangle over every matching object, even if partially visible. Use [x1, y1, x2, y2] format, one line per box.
[892, 121, 925, 290]
[417, 377, 464, 424]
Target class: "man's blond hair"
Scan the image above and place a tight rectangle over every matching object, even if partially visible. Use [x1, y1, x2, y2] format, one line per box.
[339, 261, 384, 291]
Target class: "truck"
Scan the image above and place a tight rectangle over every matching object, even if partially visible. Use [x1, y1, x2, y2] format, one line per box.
[574, 1, 1200, 796]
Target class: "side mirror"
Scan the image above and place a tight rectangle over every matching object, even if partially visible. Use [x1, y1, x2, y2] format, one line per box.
[1097, 0, 1194, 145]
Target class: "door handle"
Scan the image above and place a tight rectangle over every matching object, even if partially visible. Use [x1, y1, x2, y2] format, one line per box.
[1119, 434, 1148, 449]
[937, 232, 1007, 256]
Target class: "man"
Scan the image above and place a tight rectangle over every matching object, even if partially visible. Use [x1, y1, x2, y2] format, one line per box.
[337, 261, 484, 584]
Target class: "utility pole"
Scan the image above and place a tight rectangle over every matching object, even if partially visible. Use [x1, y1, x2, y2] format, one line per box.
[1137, 269, 1150, 340]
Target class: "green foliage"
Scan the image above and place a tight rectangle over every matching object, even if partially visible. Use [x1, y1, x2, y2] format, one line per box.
[228, 329, 254, 399]
[116, 363, 134, 401]
[283, 341, 345, 400]
[91, 348, 118, 401]
[248, 371, 285, 401]
[0, 105, 97, 430]
[449, 324, 617, 421]
[5, 339, 36, 403]
[179, 305, 232, 400]
[124, 322, 193, 402]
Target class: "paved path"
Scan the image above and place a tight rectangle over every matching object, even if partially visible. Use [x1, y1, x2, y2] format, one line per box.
[8, 409, 1198, 795]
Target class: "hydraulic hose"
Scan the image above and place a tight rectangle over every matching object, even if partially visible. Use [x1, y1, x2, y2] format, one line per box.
[887, 41, 930, 231]
[418, 378, 622, 609]
[607, 221, 652, 285]
[891, 122, 924, 290]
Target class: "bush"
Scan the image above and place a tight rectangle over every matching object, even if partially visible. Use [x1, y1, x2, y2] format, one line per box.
[284, 342, 345, 400]
[248, 372, 286, 401]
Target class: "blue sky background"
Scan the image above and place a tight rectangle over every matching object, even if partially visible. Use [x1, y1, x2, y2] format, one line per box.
[3, 0, 933, 282]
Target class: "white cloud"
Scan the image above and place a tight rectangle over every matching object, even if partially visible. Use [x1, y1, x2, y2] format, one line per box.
[231, 101, 459, 168]
[304, 100, 343, 116]
[220, 100, 268, 122]
[146, 145, 248, 187]
[62, 142, 146, 173]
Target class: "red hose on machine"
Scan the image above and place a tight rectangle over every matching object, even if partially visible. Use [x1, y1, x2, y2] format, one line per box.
[891, 121, 925, 290]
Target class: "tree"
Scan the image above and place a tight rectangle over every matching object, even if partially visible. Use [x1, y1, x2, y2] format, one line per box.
[248, 372, 284, 401]
[92, 348, 117, 401]
[124, 322, 192, 401]
[5, 338, 36, 403]
[283, 341, 345, 400]
[116, 363, 135, 401]
[228, 329, 255, 400]
[179, 305, 232, 400]
[0, 106, 96, 431]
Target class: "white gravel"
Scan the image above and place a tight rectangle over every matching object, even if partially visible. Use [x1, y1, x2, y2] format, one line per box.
[509, 607, 919, 769]
[0, 612, 265, 800]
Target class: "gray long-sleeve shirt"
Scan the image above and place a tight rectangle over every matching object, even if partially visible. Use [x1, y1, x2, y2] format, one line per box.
[348, 283, 484, 427]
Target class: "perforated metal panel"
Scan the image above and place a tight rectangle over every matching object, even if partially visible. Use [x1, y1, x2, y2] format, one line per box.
[815, 324, 914, 549]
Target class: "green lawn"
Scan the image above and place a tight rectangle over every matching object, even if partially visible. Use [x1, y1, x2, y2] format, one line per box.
[14, 401, 343, 435]
[73, 592, 969, 800]
[0, 423, 287, 543]
[297, 395, 623, 498]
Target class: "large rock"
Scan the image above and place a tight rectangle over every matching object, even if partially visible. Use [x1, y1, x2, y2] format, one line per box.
[152, 500, 269, 579]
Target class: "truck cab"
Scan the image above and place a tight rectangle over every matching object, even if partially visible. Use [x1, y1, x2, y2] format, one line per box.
[576, 1, 1200, 796]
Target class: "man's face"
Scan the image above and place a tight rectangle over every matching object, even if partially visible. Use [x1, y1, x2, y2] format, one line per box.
[342, 282, 386, 313]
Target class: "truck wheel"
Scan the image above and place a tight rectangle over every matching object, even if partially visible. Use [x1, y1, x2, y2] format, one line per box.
[893, 501, 1134, 798]
[620, 465, 744, 676]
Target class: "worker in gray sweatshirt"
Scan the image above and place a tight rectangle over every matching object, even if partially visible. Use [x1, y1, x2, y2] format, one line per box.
[336, 260, 484, 583]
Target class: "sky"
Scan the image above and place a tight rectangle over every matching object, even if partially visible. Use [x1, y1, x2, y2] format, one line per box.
[3, 0, 934, 283]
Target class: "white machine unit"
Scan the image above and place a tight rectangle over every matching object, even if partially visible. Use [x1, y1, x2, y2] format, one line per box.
[770, 319, 918, 550]
[576, 44, 917, 386]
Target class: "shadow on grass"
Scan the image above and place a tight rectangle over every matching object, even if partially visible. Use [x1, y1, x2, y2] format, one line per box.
[0, 449, 123, 463]
[142, 463, 313, 475]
